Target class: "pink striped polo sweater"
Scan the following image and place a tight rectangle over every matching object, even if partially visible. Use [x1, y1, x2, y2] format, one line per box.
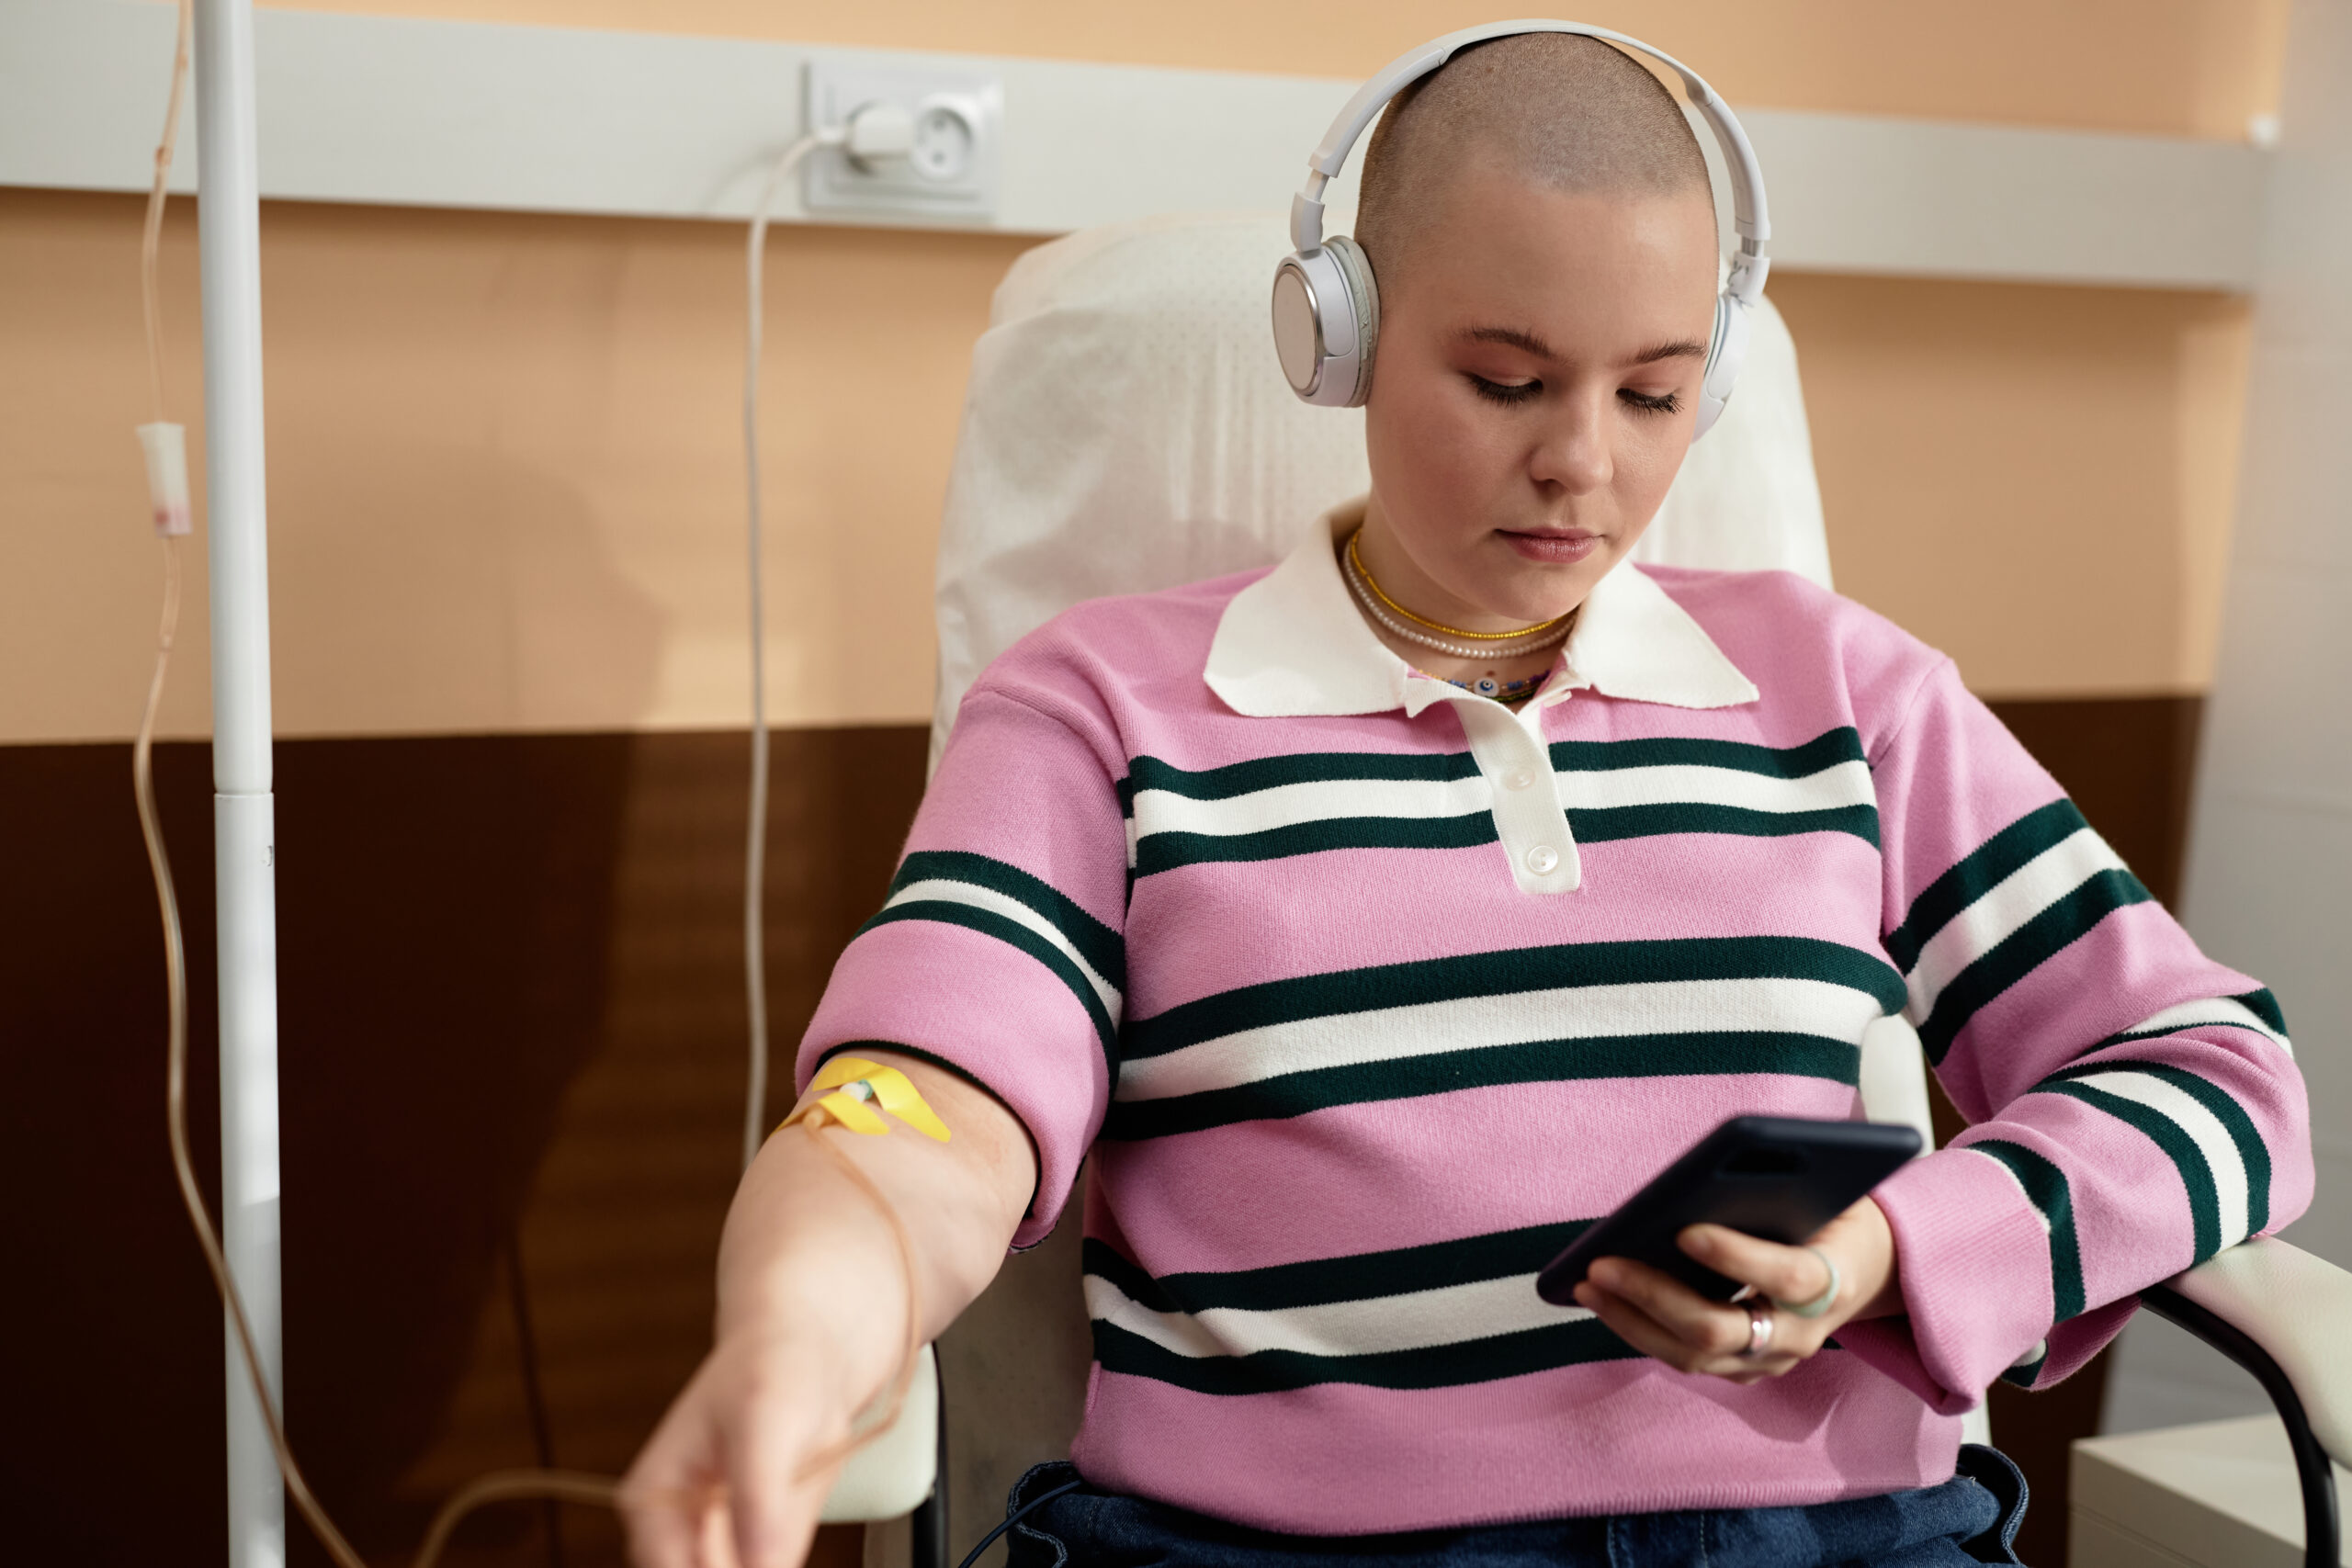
[799, 504, 2312, 1532]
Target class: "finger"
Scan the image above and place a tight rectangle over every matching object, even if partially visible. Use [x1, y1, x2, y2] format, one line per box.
[1587, 1258, 1752, 1359]
[621, 1485, 707, 1568]
[727, 1402, 828, 1568]
[623, 1409, 723, 1568]
[1574, 1280, 1710, 1371]
[703, 1498, 744, 1568]
[1577, 1280, 1809, 1379]
[1679, 1225, 1836, 1309]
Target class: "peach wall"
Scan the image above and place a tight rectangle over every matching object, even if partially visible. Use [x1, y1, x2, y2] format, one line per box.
[0, 2, 2280, 741]
[275, 0, 2292, 139]
[1772, 275, 2251, 695]
[1, 192, 1032, 740]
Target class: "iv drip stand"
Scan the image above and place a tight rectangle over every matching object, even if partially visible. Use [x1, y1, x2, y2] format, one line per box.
[195, 2, 287, 1564]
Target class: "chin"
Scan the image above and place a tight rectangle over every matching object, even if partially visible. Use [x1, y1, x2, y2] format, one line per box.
[1484, 543, 1609, 617]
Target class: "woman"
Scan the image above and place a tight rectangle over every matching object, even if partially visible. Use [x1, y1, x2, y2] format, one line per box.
[625, 32, 2309, 1568]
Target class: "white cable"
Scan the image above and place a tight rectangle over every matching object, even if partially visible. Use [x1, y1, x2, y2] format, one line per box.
[742, 132, 827, 1173]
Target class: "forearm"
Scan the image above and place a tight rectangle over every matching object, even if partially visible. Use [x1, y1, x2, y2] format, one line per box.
[716, 1051, 1038, 1416]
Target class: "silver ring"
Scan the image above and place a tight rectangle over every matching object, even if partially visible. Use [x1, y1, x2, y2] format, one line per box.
[1774, 1246, 1841, 1319]
[1736, 1299, 1774, 1359]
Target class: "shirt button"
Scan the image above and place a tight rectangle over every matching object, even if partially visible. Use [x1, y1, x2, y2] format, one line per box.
[1503, 769, 1534, 791]
[1525, 844, 1560, 875]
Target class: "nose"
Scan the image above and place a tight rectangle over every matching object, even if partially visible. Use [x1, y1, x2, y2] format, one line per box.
[1525, 384, 1612, 496]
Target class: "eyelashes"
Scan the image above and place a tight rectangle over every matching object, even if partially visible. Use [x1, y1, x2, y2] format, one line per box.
[1464, 375, 1682, 415]
[1466, 374, 1542, 407]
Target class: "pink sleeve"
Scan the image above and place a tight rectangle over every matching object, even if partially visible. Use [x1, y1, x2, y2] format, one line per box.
[1837, 659, 2312, 1412]
[797, 680, 1131, 1249]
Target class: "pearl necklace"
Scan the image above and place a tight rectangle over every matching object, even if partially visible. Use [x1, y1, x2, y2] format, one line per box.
[1341, 533, 1575, 661]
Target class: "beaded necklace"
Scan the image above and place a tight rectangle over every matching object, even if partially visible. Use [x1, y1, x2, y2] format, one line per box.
[1342, 531, 1571, 704]
[1342, 531, 1574, 661]
[1427, 668, 1546, 704]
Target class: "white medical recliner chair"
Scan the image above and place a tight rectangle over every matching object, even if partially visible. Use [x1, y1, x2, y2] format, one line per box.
[826, 213, 2352, 1568]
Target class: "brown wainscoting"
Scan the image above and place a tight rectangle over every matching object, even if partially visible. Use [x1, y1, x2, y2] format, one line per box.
[1986, 694, 2205, 910]
[0, 728, 923, 1568]
[0, 695, 2198, 1568]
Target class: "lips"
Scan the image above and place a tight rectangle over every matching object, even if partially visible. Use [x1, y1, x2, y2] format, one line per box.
[1500, 528, 1600, 565]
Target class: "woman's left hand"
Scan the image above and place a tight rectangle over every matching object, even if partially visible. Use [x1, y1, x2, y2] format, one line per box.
[1570, 1197, 1904, 1384]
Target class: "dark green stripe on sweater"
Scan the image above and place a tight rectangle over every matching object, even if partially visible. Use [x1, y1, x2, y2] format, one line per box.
[1124, 936, 1905, 1062]
[1080, 1221, 1590, 1315]
[1103, 1032, 1860, 1141]
[1966, 1139, 2086, 1322]
[1915, 869, 2152, 1065]
[888, 850, 1125, 990]
[1884, 800, 2089, 976]
[1088, 1315, 1641, 1395]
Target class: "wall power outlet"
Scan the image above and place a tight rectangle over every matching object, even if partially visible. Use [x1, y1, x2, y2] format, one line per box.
[802, 57, 1002, 222]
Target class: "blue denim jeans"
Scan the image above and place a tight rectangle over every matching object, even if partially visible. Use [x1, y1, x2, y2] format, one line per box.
[1000, 1447, 2028, 1568]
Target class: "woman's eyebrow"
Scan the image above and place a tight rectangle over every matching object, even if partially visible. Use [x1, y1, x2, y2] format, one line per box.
[1456, 328, 1712, 367]
[1628, 338, 1711, 366]
[1460, 325, 1556, 356]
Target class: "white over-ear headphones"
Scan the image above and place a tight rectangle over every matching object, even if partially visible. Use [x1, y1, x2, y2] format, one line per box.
[1271, 19, 1772, 439]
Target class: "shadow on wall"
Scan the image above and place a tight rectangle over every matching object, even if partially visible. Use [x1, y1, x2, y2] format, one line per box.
[266, 429, 673, 735]
[261, 435, 671, 1557]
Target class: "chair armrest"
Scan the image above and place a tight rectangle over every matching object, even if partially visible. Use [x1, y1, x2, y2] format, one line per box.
[820, 1342, 943, 1524]
[2143, 1236, 2352, 1568]
[2162, 1235, 2352, 1466]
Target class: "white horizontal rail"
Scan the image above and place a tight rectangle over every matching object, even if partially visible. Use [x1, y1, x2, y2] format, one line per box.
[1, 0, 2267, 290]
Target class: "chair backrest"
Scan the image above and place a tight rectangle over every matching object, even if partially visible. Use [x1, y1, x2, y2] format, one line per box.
[898, 215, 1960, 1552]
[930, 212, 1833, 772]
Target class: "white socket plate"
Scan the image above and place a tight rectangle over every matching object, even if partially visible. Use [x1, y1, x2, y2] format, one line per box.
[803, 56, 1002, 221]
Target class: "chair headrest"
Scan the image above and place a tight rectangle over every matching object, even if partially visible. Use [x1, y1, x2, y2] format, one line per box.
[933, 212, 1829, 761]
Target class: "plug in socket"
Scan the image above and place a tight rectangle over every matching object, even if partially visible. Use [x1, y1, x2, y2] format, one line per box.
[804, 57, 1001, 221]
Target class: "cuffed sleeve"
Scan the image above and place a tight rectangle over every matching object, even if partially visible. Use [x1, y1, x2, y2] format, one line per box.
[1851, 659, 2313, 1405]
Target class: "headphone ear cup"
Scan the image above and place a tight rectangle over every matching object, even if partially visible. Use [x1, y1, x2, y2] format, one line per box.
[1325, 236, 1381, 408]
[1693, 291, 1748, 441]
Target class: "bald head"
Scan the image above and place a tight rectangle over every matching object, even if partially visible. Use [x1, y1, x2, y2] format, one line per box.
[1354, 32, 1712, 288]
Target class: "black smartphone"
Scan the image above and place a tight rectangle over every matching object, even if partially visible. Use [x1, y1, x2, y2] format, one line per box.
[1533, 1115, 1922, 1305]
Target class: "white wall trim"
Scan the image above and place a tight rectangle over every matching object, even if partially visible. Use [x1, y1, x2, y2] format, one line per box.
[2, 0, 2268, 291]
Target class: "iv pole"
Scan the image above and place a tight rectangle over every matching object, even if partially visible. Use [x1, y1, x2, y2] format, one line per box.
[194, 1, 286, 1563]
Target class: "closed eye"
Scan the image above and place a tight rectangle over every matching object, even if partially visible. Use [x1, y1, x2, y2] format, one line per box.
[1467, 374, 1540, 406]
[1620, 388, 1681, 414]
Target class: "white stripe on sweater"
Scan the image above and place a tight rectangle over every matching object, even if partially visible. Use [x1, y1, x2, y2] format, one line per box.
[1081, 1269, 1592, 1360]
[1905, 829, 2128, 1021]
[1133, 774, 1490, 840]
[1129, 759, 1875, 844]
[1117, 976, 1879, 1103]
[1558, 759, 1875, 815]
[2111, 997, 2291, 1056]
[884, 878, 1123, 1016]
[2064, 1068, 2254, 1247]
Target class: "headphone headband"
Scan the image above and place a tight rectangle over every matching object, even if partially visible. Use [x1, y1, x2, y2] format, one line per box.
[1288, 19, 1770, 304]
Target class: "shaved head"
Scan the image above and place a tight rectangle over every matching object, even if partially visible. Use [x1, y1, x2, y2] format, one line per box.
[1354, 32, 1712, 287]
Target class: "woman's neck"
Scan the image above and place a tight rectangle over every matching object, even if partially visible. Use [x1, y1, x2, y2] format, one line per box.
[1353, 497, 1536, 637]
[1340, 509, 1572, 695]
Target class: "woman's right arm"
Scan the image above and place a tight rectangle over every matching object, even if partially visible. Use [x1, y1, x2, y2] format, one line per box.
[622, 1051, 1038, 1568]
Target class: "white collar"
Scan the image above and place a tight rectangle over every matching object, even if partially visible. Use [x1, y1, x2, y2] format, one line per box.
[1204, 498, 1759, 720]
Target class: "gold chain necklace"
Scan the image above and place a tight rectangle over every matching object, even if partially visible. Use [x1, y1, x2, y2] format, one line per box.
[1346, 530, 1574, 642]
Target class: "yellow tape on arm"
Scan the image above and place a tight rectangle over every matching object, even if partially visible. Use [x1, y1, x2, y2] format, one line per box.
[789, 1056, 952, 1141]
[810, 1055, 888, 1094]
[860, 1067, 952, 1142]
[810, 1089, 889, 1134]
